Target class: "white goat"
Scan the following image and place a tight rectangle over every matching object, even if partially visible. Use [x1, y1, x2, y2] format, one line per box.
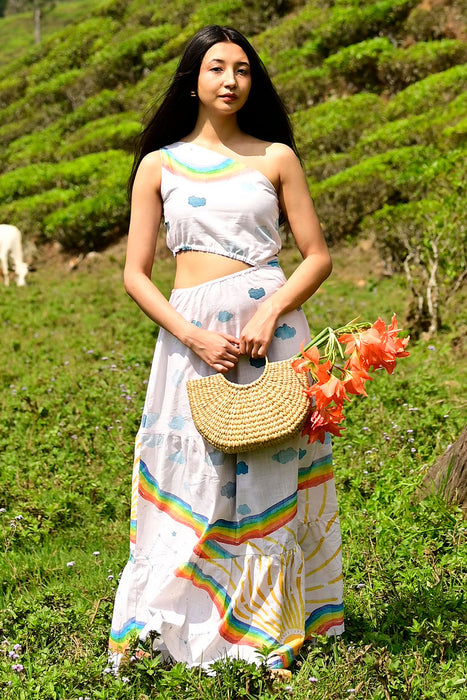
[0, 225, 29, 287]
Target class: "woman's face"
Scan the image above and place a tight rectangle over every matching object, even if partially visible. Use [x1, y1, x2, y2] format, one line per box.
[197, 41, 251, 115]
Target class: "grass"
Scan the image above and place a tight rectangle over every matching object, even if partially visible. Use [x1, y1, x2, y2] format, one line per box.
[0, 242, 466, 699]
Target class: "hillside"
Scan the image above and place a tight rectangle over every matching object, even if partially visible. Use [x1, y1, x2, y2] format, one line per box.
[0, 0, 466, 333]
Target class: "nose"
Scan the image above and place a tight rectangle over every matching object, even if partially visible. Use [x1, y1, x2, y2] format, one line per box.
[223, 69, 237, 88]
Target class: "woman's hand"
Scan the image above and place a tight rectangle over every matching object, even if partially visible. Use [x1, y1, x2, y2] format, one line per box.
[239, 304, 279, 359]
[188, 328, 240, 373]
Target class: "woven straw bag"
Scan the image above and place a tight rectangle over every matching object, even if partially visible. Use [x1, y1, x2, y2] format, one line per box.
[186, 357, 311, 454]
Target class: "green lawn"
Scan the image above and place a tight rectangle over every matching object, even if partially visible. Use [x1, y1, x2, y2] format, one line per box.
[0, 244, 465, 699]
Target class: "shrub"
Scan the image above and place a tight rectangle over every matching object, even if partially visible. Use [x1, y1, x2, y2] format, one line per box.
[324, 37, 393, 91]
[403, 1, 466, 42]
[396, 145, 465, 199]
[0, 75, 27, 110]
[354, 91, 467, 156]
[378, 40, 467, 93]
[62, 89, 126, 130]
[43, 186, 130, 250]
[362, 195, 466, 336]
[5, 125, 63, 168]
[316, 0, 418, 55]
[253, 3, 326, 66]
[0, 188, 78, 239]
[442, 116, 467, 149]
[26, 18, 116, 84]
[304, 152, 355, 183]
[311, 145, 435, 243]
[0, 150, 129, 202]
[95, 0, 128, 20]
[87, 24, 180, 88]
[58, 114, 141, 158]
[0, 117, 31, 151]
[294, 92, 384, 159]
[274, 66, 330, 112]
[124, 57, 179, 112]
[385, 63, 467, 119]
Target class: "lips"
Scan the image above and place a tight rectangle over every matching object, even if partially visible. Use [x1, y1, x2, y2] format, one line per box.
[220, 93, 238, 101]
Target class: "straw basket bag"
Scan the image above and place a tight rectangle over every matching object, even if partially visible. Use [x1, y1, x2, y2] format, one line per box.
[186, 357, 311, 454]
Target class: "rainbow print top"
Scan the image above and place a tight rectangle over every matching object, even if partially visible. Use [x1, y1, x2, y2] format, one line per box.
[160, 141, 281, 266]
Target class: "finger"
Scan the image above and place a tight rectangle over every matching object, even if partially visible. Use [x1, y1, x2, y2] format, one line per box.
[220, 333, 240, 346]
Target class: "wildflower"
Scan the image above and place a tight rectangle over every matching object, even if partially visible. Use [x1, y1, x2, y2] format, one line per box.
[11, 664, 24, 673]
[309, 676, 319, 682]
[66, 561, 75, 567]
[121, 677, 130, 684]
[8, 651, 19, 659]
[103, 667, 112, 674]
[13, 644, 21, 652]
[14, 515, 23, 520]
[93, 551, 100, 556]
[293, 315, 409, 444]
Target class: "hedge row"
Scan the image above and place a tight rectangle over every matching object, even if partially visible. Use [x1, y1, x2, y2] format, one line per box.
[0, 150, 130, 202]
[0, 188, 78, 239]
[294, 92, 384, 159]
[385, 63, 467, 119]
[311, 145, 437, 243]
[353, 92, 467, 156]
[58, 113, 141, 159]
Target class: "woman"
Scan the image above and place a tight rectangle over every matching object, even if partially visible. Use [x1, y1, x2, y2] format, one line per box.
[109, 25, 344, 671]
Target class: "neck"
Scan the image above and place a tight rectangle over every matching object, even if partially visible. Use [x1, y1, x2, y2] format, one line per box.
[187, 112, 243, 148]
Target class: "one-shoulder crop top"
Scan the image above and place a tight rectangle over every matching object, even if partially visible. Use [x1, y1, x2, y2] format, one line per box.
[160, 141, 281, 266]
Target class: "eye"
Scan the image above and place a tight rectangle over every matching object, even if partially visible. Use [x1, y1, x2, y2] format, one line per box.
[210, 67, 223, 72]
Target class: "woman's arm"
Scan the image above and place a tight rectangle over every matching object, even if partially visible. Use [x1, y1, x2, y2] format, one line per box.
[124, 152, 240, 373]
[239, 144, 332, 358]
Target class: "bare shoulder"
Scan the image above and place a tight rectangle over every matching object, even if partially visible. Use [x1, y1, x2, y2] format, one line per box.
[266, 142, 300, 166]
[135, 150, 162, 189]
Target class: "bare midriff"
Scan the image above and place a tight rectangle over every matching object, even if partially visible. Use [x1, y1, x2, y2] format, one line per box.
[173, 250, 252, 289]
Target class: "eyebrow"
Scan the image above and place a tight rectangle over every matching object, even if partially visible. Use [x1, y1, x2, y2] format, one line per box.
[208, 58, 250, 66]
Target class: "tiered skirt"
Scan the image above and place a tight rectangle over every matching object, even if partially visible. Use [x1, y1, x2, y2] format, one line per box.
[109, 262, 344, 669]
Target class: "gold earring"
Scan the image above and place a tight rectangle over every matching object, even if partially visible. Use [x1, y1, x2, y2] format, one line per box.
[190, 90, 197, 98]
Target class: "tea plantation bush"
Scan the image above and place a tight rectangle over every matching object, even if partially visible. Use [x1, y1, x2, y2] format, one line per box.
[354, 92, 467, 156]
[252, 4, 326, 72]
[378, 39, 467, 92]
[0, 188, 78, 238]
[43, 182, 131, 250]
[385, 63, 467, 119]
[0, 75, 27, 110]
[294, 92, 383, 159]
[86, 24, 180, 88]
[324, 37, 393, 91]
[4, 125, 63, 169]
[273, 66, 330, 111]
[403, 0, 466, 42]
[25, 17, 116, 84]
[311, 145, 435, 242]
[362, 194, 466, 334]
[315, 0, 418, 55]
[58, 113, 141, 158]
[0, 150, 129, 202]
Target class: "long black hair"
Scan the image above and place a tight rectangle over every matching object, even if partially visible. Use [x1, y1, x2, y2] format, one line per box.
[128, 25, 299, 196]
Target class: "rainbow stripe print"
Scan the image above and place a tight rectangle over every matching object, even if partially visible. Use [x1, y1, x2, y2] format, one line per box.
[137, 458, 298, 549]
[161, 147, 246, 182]
[109, 617, 146, 654]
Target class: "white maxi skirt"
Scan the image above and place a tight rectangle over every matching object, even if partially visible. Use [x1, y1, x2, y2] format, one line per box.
[109, 262, 344, 670]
